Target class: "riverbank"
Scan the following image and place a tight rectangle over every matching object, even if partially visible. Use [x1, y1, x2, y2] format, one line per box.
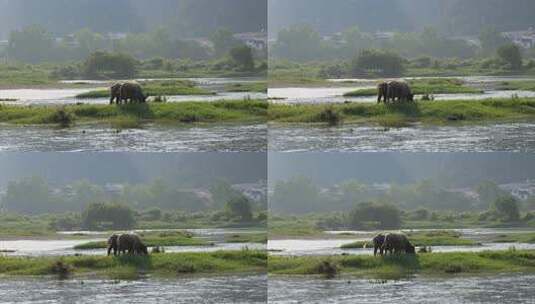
[0, 100, 267, 127]
[0, 250, 266, 279]
[340, 231, 478, 248]
[269, 97, 535, 127]
[343, 78, 482, 97]
[268, 249, 535, 279]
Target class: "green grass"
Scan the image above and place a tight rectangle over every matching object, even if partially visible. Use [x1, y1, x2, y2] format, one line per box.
[269, 97, 535, 126]
[269, 249, 535, 279]
[340, 231, 478, 249]
[491, 232, 535, 243]
[73, 231, 211, 250]
[75, 80, 214, 99]
[496, 80, 535, 91]
[0, 99, 267, 127]
[343, 78, 482, 97]
[225, 233, 267, 244]
[224, 82, 267, 93]
[0, 250, 266, 279]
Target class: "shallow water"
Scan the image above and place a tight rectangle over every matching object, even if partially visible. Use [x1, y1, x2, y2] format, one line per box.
[0, 123, 266, 152]
[0, 239, 265, 257]
[0, 228, 266, 257]
[1, 77, 266, 105]
[269, 228, 535, 256]
[269, 87, 535, 104]
[0, 275, 267, 304]
[269, 275, 535, 304]
[271, 75, 535, 104]
[269, 122, 535, 152]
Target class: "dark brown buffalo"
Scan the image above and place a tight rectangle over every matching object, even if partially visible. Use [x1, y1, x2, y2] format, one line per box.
[377, 82, 388, 103]
[387, 81, 414, 103]
[372, 233, 386, 256]
[381, 233, 415, 255]
[109, 83, 123, 104]
[119, 82, 146, 104]
[117, 233, 148, 255]
[107, 234, 119, 256]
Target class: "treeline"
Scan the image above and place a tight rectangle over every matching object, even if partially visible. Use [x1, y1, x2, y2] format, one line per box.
[6, 25, 266, 66]
[271, 24, 535, 63]
[0, 176, 266, 215]
[270, 176, 535, 214]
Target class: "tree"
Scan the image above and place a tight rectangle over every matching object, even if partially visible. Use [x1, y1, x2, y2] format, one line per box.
[2, 176, 59, 214]
[352, 49, 404, 76]
[225, 195, 253, 222]
[83, 51, 138, 78]
[497, 44, 523, 70]
[210, 28, 240, 57]
[272, 25, 324, 61]
[230, 45, 255, 70]
[270, 176, 321, 213]
[492, 196, 520, 222]
[81, 202, 136, 230]
[479, 27, 510, 54]
[8, 25, 54, 63]
[348, 202, 401, 229]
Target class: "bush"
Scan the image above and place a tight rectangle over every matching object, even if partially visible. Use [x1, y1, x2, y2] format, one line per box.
[229, 45, 255, 71]
[497, 44, 523, 70]
[83, 51, 138, 78]
[352, 49, 404, 76]
[348, 202, 401, 229]
[492, 196, 520, 222]
[81, 202, 136, 230]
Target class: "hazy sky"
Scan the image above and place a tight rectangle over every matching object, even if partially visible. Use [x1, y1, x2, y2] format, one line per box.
[268, 153, 535, 186]
[0, 153, 266, 187]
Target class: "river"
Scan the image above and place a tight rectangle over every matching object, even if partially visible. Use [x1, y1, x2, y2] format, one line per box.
[269, 122, 535, 152]
[0, 275, 267, 304]
[269, 274, 535, 304]
[0, 77, 266, 105]
[0, 123, 266, 152]
[268, 228, 535, 256]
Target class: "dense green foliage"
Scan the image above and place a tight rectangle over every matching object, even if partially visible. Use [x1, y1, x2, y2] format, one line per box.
[81, 203, 136, 230]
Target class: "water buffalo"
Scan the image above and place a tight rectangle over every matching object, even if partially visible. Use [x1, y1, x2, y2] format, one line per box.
[107, 234, 119, 256]
[381, 233, 415, 255]
[109, 83, 123, 104]
[387, 81, 414, 103]
[372, 233, 385, 256]
[117, 233, 148, 255]
[377, 82, 388, 103]
[119, 82, 146, 104]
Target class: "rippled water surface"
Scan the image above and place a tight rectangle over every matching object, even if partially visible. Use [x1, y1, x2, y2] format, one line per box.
[0, 275, 267, 304]
[269, 275, 535, 304]
[269, 122, 535, 152]
[0, 124, 266, 152]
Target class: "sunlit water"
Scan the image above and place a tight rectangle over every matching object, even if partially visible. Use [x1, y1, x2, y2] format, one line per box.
[0, 123, 266, 152]
[269, 275, 535, 304]
[0, 275, 267, 304]
[0, 228, 266, 257]
[270, 75, 535, 104]
[269, 122, 535, 152]
[269, 228, 535, 256]
[1, 77, 266, 105]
